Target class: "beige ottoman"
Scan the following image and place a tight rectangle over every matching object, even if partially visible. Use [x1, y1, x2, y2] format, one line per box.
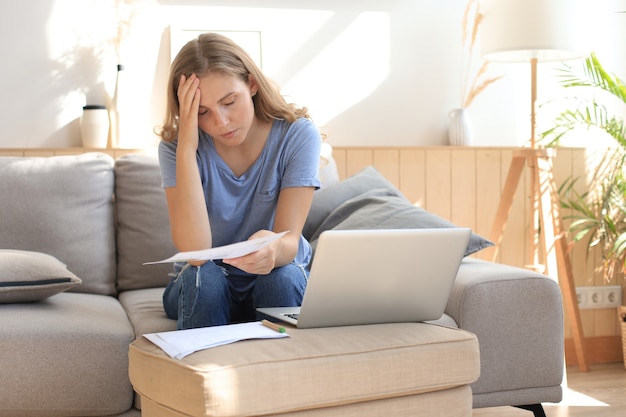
[129, 323, 479, 417]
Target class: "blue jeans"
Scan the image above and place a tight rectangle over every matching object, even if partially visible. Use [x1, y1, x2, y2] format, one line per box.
[162, 261, 308, 329]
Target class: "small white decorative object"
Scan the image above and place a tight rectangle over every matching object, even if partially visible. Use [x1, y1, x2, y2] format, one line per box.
[448, 108, 474, 146]
[80, 105, 110, 148]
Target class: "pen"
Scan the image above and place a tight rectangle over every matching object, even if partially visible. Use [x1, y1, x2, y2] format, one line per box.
[261, 319, 286, 333]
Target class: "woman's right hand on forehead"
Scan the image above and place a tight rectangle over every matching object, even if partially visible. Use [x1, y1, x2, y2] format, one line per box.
[177, 73, 201, 152]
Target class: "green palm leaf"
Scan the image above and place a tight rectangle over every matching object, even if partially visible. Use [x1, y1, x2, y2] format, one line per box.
[541, 52, 626, 147]
[543, 53, 626, 283]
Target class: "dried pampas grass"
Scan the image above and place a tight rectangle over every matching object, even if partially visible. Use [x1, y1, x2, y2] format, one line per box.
[111, 0, 153, 62]
[463, 62, 504, 108]
[460, 0, 503, 108]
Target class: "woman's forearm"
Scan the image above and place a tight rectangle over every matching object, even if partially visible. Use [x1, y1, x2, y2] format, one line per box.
[165, 148, 212, 252]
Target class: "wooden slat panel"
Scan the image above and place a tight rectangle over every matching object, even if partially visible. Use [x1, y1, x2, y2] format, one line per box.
[22, 150, 56, 157]
[424, 149, 452, 220]
[553, 148, 576, 340]
[555, 148, 573, 339]
[53, 149, 84, 156]
[332, 148, 347, 180]
[570, 148, 599, 339]
[398, 149, 426, 205]
[565, 335, 623, 365]
[474, 149, 502, 261]
[498, 149, 526, 267]
[373, 149, 400, 188]
[450, 149, 477, 230]
[0, 148, 150, 158]
[0, 150, 25, 156]
[577, 144, 614, 340]
[345, 148, 373, 177]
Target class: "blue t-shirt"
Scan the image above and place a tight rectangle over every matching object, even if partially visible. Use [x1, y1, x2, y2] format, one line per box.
[158, 118, 322, 273]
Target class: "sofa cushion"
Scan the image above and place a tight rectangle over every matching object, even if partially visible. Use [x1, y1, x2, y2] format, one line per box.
[119, 288, 176, 338]
[130, 323, 479, 417]
[306, 168, 493, 257]
[115, 154, 177, 291]
[0, 250, 81, 303]
[0, 292, 135, 416]
[0, 153, 116, 295]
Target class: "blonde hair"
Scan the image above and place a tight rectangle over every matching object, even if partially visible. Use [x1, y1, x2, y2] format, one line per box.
[158, 32, 310, 141]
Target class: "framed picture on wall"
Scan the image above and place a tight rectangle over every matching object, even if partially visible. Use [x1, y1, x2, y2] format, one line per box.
[169, 26, 263, 68]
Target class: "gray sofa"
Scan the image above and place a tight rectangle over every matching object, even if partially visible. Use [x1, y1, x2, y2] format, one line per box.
[0, 152, 564, 417]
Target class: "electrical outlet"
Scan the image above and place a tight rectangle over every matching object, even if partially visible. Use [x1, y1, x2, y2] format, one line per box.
[576, 286, 622, 310]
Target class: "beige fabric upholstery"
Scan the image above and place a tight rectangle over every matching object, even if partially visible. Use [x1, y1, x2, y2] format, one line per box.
[139, 385, 473, 417]
[129, 323, 479, 417]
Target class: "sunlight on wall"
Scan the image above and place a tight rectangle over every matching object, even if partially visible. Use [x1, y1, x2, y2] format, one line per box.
[162, 6, 391, 142]
[282, 12, 390, 127]
[160, 6, 338, 145]
[0, 1, 462, 147]
[39, 0, 160, 148]
[3, 0, 622, 148]
[248, 9, 334, 77]
[45, 1, 115, 136]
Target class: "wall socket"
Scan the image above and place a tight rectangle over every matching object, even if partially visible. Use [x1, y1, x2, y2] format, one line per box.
[576, 286, 622, 310]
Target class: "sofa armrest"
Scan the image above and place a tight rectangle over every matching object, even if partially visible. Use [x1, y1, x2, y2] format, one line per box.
[445, 258, 564, 402]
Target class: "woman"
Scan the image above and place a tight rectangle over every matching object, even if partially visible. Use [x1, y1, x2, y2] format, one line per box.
[157, 33, 321, 329]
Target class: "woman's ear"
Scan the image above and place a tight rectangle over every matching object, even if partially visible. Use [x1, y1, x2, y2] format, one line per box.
[248, 74, 258, 97]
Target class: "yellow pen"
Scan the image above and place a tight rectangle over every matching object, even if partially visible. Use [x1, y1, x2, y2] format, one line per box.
[261, 319, 286, 333]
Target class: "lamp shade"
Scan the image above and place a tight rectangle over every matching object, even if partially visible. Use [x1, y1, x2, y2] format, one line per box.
[479, 0, 584, 62]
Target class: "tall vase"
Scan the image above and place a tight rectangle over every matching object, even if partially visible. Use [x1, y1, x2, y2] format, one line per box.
[109, 64, 125, 148]
[448, 108, 474, 146]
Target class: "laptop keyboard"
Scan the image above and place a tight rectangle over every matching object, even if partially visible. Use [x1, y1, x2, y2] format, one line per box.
[284, 313, 300, 320]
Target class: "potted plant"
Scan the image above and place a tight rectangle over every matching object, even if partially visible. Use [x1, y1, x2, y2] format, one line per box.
[540, 52, 626, 367]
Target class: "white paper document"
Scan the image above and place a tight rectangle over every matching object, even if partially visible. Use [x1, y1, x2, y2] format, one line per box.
[144, 231, 288, 265]
[144, 321, 290, 360]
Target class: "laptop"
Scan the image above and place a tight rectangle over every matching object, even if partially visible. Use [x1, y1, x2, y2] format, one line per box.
[257, 228, 470, 328]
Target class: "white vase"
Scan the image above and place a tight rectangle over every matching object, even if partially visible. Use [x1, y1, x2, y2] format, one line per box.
[109, 64, 125, 148]
[448, 108, 474, 146]
[80, 105, 109, 148]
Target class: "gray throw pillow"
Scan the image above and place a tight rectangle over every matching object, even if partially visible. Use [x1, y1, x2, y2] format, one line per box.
[0, 250, 82, 303]
[309, 188, 493, 257]
[304, 166, 403, 240]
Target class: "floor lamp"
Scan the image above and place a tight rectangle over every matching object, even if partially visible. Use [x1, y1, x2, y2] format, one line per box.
[478, 0, 589, 371]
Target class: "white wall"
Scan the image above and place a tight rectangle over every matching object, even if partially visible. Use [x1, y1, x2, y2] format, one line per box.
[0, 0, 622, 149]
